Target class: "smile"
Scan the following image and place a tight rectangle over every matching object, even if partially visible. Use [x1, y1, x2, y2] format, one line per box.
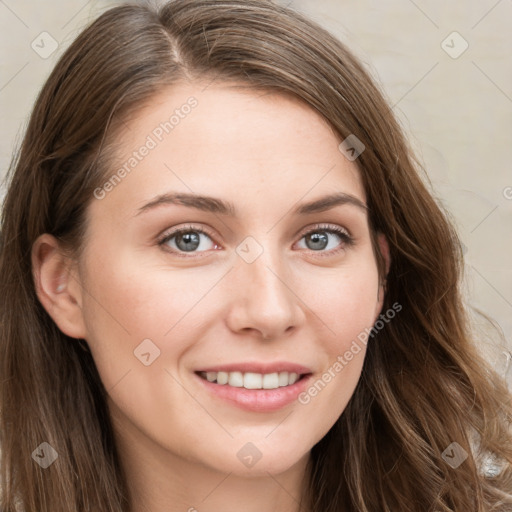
[194, 364, 313, 412]
[197, 370, 302, 389]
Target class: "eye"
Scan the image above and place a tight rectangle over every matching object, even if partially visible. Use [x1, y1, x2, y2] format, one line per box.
[158, 223, 354, 258]
[295, 224, 354, 255]
[158, 225, 219, 256]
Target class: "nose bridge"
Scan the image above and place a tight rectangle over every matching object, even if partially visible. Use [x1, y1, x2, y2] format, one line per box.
[226, 235, 304, 338]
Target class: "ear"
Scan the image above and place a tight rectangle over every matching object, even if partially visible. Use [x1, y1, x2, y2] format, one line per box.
[375, 232, 391, 311]
[31, 233, 87, 339]
[378, 232, 391, 276]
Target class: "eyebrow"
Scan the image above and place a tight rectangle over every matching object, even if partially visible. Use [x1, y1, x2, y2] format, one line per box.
[135, 191, 368, 217]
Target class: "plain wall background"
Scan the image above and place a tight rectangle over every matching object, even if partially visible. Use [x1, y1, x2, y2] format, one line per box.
[0, 0, 511, 384]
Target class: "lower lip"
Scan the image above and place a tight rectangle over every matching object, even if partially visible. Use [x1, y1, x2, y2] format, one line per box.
[194, 373, 312, 412]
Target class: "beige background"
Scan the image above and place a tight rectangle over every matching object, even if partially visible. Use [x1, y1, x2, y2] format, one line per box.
[1, 0, 511, 383]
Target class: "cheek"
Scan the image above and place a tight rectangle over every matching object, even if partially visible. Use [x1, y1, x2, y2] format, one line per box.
[78, 246, 225, 391]
[78, 250, 224, 445]
[305, 259, 380, 349]
[293, 259, 379, 423]
[82, 245, 222, 336]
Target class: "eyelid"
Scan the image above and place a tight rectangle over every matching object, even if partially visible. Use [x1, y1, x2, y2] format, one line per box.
[295, 222, 352, 239]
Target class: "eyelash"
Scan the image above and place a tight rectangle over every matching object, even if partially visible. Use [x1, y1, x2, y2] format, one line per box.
[157, 223, 354, 258]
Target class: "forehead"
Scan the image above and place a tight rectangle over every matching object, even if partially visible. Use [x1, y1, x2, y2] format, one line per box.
[92, 82, 366, 223]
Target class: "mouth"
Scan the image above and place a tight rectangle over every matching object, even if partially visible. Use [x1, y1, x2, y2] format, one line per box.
[196, 370, 308, 389]
[193, 364, 313, 412]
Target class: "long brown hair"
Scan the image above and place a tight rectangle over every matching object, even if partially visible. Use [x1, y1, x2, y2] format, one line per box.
[1, 1, 511, 510]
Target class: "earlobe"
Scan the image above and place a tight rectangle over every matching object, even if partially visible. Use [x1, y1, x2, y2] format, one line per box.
[31, 233, 87, 339]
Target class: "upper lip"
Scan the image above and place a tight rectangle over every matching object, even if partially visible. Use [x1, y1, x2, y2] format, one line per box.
[195, 362, 312, 375]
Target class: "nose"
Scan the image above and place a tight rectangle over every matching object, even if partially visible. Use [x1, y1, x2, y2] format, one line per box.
[224, 247, 306, 340]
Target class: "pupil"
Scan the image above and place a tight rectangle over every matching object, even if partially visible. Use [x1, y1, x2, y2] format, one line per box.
[307, 232, 328, 250]
[177, 232, 200, 251]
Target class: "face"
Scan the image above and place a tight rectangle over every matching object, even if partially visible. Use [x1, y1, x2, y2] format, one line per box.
[60, 82, 388, 476]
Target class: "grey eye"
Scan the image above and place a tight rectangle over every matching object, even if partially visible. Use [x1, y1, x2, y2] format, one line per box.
[305, 232, 329, 250]
[175, 231, 201, 252]
[162, 229, 216, 253]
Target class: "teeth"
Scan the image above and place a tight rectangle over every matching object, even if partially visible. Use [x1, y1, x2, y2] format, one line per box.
[244, 372, 262, 389]
[217, 371, 229, 385]
[200, 370, 301, 389]
[228, 371, 244, 387]
[278, 371, 289, 386]
[262, 373, 278, 389]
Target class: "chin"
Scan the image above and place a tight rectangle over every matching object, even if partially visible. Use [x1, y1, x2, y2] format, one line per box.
[204, 441, 311, 477]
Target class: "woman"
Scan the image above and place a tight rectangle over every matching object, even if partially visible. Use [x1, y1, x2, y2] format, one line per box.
[1, 1, 510, 510]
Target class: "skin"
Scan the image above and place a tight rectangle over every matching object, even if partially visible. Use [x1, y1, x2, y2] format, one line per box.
[32, 81, 390, 512]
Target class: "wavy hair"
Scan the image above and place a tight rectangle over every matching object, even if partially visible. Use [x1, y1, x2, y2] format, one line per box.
[1, 1, 511, 510]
